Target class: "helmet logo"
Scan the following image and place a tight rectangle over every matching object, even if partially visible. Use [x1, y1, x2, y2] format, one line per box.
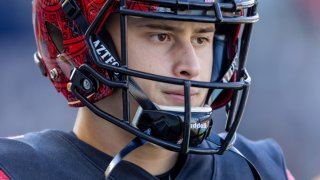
[190, 123, 207, 129]
[93, 39, 120, 78]
[93, 40, 120, 67]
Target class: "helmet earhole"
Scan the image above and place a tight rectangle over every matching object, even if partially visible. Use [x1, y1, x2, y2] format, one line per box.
[46, 21, 64, 54]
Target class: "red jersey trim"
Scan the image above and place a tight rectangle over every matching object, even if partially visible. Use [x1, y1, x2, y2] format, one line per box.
[286, 169, 295, 180]
[0, 170, 10, 180]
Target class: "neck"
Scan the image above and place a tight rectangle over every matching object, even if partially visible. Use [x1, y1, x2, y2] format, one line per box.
[73, 95, 179, 176]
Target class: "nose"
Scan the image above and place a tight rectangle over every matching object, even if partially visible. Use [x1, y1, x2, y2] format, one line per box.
[172, 42, 201, 79]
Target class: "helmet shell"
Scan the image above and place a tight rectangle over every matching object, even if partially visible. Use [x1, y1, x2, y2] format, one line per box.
[32, 0, 113, 107]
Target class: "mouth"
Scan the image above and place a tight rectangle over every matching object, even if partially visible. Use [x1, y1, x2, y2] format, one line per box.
[162, 90, 199, 105]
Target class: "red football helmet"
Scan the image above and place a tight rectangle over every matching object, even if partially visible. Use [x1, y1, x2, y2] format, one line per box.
[32, 0, 258, 157]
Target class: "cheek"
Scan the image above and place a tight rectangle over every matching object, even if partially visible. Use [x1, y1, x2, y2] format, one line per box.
[126, 38, 162, 100]
[127, 32, 172, 75]
[127, 36, 150, 71]
[133, 78, 161, 103]
[127, 44, 168, 75]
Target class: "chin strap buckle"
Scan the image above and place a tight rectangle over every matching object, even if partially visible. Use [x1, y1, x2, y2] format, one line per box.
[70, 67, 97, 94]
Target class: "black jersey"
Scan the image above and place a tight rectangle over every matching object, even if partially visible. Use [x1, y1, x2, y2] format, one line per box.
[0, 130, 288, 180]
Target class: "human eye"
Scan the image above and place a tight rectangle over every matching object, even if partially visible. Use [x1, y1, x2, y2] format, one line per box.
[150, 33, 171, 43]
[191, 36, 210, 46]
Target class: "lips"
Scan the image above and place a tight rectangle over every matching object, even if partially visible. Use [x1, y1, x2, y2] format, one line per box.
[162, 90, 199, 105]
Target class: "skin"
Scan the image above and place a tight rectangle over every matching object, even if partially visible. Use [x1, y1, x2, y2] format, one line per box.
[73, 14, 214, 176]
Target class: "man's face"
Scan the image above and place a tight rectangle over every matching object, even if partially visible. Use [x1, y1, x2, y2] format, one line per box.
[106, 15, 214, 107]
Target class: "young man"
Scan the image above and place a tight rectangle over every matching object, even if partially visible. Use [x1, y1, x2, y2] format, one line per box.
[0, 0, 293, 179]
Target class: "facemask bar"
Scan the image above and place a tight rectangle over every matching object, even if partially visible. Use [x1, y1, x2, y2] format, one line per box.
[120, 0, 131, 127]
[70, 64, 250, 154]
[67, 0, 258, 154]
[117, 0, 258, 23]
[219, 4, 256, 154]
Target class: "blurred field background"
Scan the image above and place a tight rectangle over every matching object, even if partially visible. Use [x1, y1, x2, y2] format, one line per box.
[0, 1, 319, 179]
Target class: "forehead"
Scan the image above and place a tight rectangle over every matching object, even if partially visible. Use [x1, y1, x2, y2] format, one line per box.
[127, 16, 215, 32]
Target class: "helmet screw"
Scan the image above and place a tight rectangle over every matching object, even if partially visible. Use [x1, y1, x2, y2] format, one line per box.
[50, 68, 58, 80]
[82, 79, 91, 91]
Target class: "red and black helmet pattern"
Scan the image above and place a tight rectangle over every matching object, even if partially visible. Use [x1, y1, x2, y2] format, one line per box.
[33, 0, 116, 107]
[32, 0, 169, 107]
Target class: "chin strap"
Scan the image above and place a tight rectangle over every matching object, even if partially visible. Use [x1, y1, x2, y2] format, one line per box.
[103, 77, 212, 178]
[104, 134, 261, 179]
[104, 137, 146, 179]
[128, 77, 213, 146]
[128, 77, 158, 110]
[228, 146, 261, 180]
[207, 133, 261, 180]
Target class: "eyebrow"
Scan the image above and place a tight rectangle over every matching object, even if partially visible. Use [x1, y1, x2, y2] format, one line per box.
[134, 21, 215, 34]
